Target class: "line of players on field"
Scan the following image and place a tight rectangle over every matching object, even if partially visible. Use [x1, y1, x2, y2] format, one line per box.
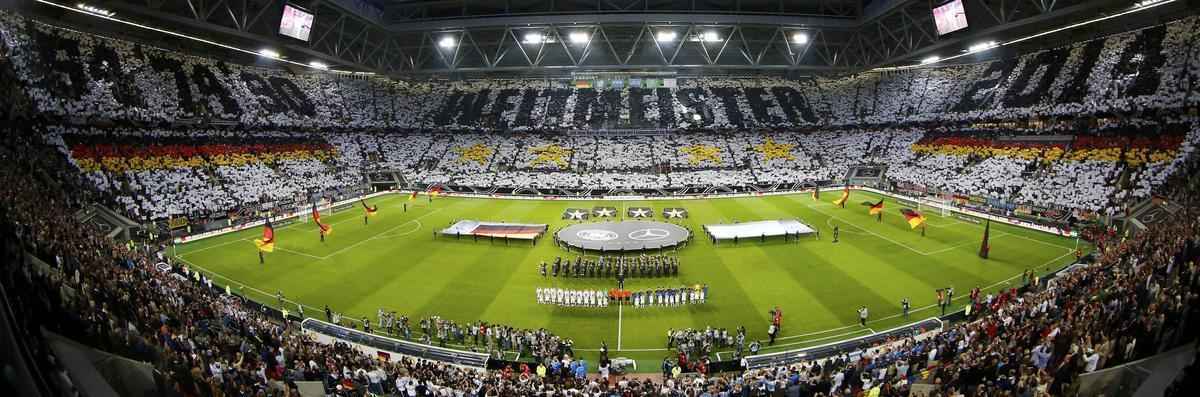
[631, 285, 707, 308]
[539, 255, 680, 278]
[536, 288, 611, 307]
[536, 285, 709, 308]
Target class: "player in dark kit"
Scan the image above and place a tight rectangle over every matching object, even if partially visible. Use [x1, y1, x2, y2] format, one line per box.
[833, 226, 839, 243]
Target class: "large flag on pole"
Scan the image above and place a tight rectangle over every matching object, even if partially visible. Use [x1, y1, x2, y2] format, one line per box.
[254, 218, 275, 252]
[312, 204, 332, 235]
[832, 186, 849, 208]
[429, 186, 443, 199]
[408, 191, 418, 201]
[361, 200, 378, 217]
[900, 209, 927, 229]
[979, 220, 991, 259]
[863, 199, 884, 215]
[811, 188, 820, 201]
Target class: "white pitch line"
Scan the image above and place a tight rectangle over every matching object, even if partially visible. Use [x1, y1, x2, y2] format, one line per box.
[849, 248, 1076, 326]
[921, 231, 1011, 255]
[317, 208, 444, 260]
[179, 193, 1082, 353]
[777, 321, 868, 341]
[175, 256, 327, 315]
[177, 237, 251, 257]
[371, 219, 423, 239]
[272, 246, 326, 260]
[617, 302, 623, 351]
[179, 247, 1079, 354]
[177, 195, 404, 257]
[714, 329, 873, 354]
[826, 217, 866, 235]
[806, 203, 932, 256]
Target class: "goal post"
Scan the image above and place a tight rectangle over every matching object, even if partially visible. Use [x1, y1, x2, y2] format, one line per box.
[896, 196, 951, 217]
[930, 198, 952, 218]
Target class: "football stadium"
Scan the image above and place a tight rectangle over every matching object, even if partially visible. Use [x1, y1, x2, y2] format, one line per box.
[0, 0, 1199, 396]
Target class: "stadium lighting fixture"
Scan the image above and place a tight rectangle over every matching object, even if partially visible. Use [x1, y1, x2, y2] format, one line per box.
[871, 0, 1177, 71]
[656, 31, 677, 42]
[702, 31, 720, 42]
[37, 0, 347, 72]
[568, 32, 590, 44]
[76, 3, 114, 17]
[522, 32, 544, 44]
[308, 61, 329, 70]
[438, 36, 456, 48]
[691, 113, 702, 121]
[792, 32, 809, 44]
[920, 56, 941, 64]
[257, 48, 281, 59]
[967, 41, 998, 53]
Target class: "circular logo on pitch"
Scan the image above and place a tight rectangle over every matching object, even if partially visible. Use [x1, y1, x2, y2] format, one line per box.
[628, 228, 670, 241]
[577, 229, 619, 241]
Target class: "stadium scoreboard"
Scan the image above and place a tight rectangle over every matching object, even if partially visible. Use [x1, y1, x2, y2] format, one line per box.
[279, 4, 314, 41]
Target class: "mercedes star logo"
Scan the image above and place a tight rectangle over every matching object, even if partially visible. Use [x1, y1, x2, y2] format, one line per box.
[630, 208, 650, 218]
[628, 228, 670, 241]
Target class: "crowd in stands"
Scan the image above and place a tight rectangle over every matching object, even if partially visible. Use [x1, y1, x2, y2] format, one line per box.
[0, 9, 1196, 222]
[0, 127, 692, 396]
[668, 326, 747, 370]
[1, 5, 1200, 397]
[2, 10, 1197, 130]
[727, 202, 1199, 396]
[50, 126, 358, 221]
[46, 121, 1198, 224]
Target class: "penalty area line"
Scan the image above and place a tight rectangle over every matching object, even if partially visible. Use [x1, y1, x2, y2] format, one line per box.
[317, 208, 444, 260]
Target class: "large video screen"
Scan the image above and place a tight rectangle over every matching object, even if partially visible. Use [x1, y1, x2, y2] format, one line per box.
[279, 4, 314, 41]
[932, 0, 969, 36]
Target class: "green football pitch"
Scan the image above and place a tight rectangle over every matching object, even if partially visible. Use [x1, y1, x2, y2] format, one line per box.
[174, 191, 1081, 369]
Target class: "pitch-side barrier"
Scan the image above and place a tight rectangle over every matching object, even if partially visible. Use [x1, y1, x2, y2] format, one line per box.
[300, 318, 490, 369]
[738, 317, 944, 370]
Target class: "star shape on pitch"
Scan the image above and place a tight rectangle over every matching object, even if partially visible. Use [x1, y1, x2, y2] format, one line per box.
[665, 208, 685, 218]
[596, 208, 614, 217]
[568, 210, 587, 220]
[630, 208, 650, 218]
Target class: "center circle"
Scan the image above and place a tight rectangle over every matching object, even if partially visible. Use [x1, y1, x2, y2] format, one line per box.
[576, 229, 619, 241]
[557, 221, 690, 252]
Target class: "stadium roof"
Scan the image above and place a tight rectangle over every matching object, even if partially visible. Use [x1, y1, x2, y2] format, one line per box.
[29, 0, 1198, 77]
